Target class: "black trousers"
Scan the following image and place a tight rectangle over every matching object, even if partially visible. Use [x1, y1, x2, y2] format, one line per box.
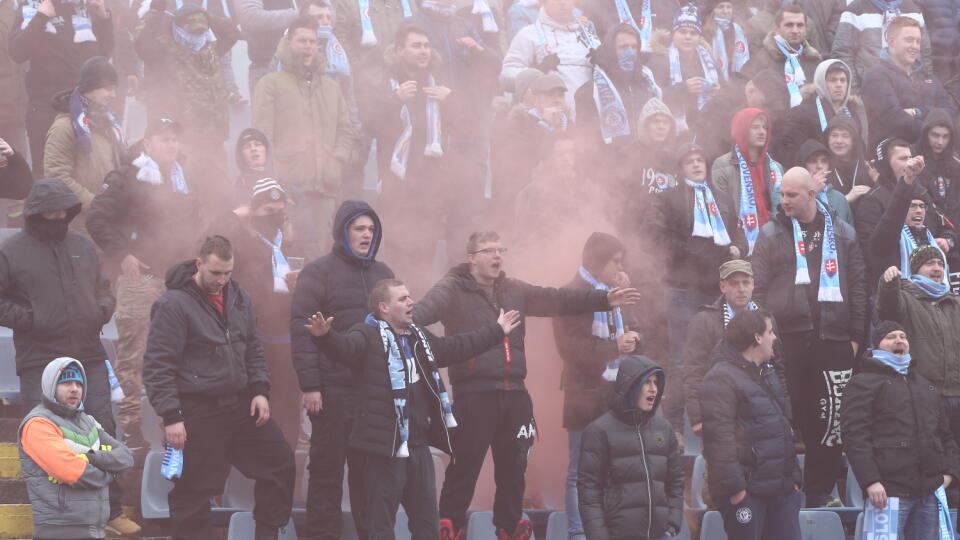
[438, 390, 534, 532]
[779, 332, 854, 503]
[718, 490, 802, 540]
[303, 391, 367, 540]
[25, 101, 57, 175]
[169, 395, 295, 540]
[20, 361, 123, 519]
[363, 445, 438, 540]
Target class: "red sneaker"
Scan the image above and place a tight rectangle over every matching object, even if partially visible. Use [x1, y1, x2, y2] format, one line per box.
[496, 519, 533, 540]
[440, 518, 464, 540]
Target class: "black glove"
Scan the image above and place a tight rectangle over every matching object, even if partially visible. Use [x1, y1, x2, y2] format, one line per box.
[535, 53, 560, 73]
[149, 0, 167, 12]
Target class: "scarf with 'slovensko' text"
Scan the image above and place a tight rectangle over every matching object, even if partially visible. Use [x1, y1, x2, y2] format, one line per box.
[791, 200, 843, 302]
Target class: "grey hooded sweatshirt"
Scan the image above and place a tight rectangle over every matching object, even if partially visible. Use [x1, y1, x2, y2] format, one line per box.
[18, 358, 132, 539]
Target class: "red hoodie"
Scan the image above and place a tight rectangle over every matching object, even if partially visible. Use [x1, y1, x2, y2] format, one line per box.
[730, 108, 774, 226]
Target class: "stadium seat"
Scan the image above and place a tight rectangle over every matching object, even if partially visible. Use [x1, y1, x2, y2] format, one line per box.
[340, 511, 360, 540]
[0, 327, 19, 404]
[222, 467, 255, 510]
[799, 510, 844, 539]
[854, 512, 863, 539]
[700, 510, 726, 540]
[467, 511, 534, 539]
[544, 511, 566, 540]
[690, 455, 708, 511]
[227, 512, 297, 539]
[140, 396, 164, 450]
[683, 414, 702, 456]
[140, 450, 173, 519]
[845, 467, 863, 508]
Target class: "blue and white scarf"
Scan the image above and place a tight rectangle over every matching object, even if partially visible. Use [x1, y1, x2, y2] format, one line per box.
[389, 75, 443, 179]
[936, 486, 956, 540]
[132, 152, 189, 194]
[791, 200, 843, 302]
[687, 179, 731, 246]
[668, 44, 719, 130]
[578, 266, 624, 382]
[365, 315, 457, 458]
[723, 300, 758, 328]
[773, 35, 805, 108]
[900, 226, 950, 284]
[909, 273, 950, 299]
[472, 0, 499, 33]
[257, 230, 291, 293]
[360, 0, 411, 45]
[869, 0, 903, 49]
[69, 88, 125, 154]
[527, 107, 568, 131]
[20, 0, 96, 43]
[592, 65, 660, 143]
[613, 0, 651, 51]
[815, 96, 852, 131]
[872, 349, 911, 374]
[172, 23, 216, 52]
[712, 17, 748, 81]
[318, 26, 351, 77]
[735, 145, 782, 255]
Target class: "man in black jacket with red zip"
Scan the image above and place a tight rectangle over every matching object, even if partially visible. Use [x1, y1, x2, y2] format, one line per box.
[413, 230, 642, 540]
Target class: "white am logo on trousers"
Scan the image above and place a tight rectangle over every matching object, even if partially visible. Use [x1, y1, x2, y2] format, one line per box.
[516, 422, 536, 440]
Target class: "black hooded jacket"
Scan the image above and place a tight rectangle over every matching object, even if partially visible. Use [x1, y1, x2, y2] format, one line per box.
[701, 342, 801, 501]
[143, 260, 269, 425]
[290, 200, 394, 393]
[914, 109, 960, 239]
[413, 263, 610, 394]
[577, 356, 683, 540]
[574, 24, 661, 151]
[842, 353, 960, 498]
[0, 179, 114, 373]
[822, 114, 872, 195]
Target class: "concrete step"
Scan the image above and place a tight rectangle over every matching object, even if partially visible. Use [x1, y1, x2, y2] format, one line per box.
[0, 504, 174, 539]
[0, 480, 26, 505]
[0, 444, 20, 480]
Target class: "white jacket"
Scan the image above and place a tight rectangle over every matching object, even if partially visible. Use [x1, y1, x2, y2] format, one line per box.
[500, 8, 598, 116]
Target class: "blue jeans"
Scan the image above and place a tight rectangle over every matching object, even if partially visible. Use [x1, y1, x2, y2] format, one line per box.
[897, 493, 939, 539]
[566, 429, 583, 537]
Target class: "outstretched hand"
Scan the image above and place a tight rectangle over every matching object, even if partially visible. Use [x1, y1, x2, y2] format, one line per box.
[497, 309, 521, 335]
[607, 287, 642, 307]
[304, 312, 334, 337]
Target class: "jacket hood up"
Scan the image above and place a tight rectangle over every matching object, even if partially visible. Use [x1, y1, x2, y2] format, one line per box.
[234, 127, 273, 176]
[918, 108, 956, 161]
[611, 355, 664, 425]
[593, 24, 652, 81]
[40, 357, 87, 418]
[164, 259, 200, 290]
[823, 114, 864, 162]
[813, 59, 851, 113]
[332, 199, 384, 262]
[730, 107, 769, 165]
[795, 138, 830, 168]
[23, 179, 82, 221]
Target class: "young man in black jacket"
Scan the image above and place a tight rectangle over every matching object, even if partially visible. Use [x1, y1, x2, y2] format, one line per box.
[577, 355, 684, 540]
[701, 309, 802, 540]
[143, 235, 295, 540]
[303, 278, 521, 540]
[290, 199, 394, 539]
[841, 321, 960, 537]
[751, 166, 867, 507]
[414, 230, 642, 540]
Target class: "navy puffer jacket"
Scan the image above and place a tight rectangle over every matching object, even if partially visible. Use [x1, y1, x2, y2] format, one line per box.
[915, 0, 960, 67]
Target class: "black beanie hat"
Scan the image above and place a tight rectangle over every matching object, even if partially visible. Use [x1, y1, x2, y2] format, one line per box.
[78, 56, 118, 94]
[909, 244, 945, 274]
[582, 232, 625, 275]
[873, 320, 906, 349]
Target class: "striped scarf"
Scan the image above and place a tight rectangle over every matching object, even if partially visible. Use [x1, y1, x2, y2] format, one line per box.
[389, 75, 443, 179]
[687, 179, 731, 246]
[365, 315, 457, 458]
[815, 96, 852, 131]
[257, 230, 291, 293]
[773, 35, 805, 108]
[668, 44, 718, 130]
[735, 145, 782, 255]
[360, 0, 411, 45]
[712, 17, 748, 81]
[722, 301, 758, 328]
[791, 200, 843, 302]
[578, 266, 624, 381]
[69, 87, 125, 155]
[613, 0, 651, 51]
[900, 225, 949, 284]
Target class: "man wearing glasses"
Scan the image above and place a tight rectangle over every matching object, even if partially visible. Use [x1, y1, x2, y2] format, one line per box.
[414, 230, 642, 540]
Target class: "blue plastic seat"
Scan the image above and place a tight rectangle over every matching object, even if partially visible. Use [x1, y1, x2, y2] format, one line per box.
[467, 511, 534, 539]
[227, 512, 297, 539]
[140, 450, 173, 519]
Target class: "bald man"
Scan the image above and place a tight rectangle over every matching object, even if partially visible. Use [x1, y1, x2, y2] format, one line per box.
[749, 167, 867, 508]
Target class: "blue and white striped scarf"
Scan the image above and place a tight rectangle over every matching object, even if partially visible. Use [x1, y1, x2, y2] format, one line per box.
[592, 65, 660, 144]
[257, 230, 291, 293]
[815, 96, 851, 131]
[613, 0, 651, 51]
[723, 300, 758, 328]
[900, 225, 950, 284]
[773, 35, 805, 108]
[472, 0, 499, 33]
[388, 75, 443, 179]
[318, 26, 351, 77]
[132, 152, 189, 194]
[712, 17, 748, 81]
[360, 0, 411, 45]
[735, 145, 781, 255]
[578, 266, 624, 382]
[365, 315, 457, 458]
[668, 44, 718, 130]
[69, 87, 125, 155]
[686, 179, 731, 246]
[20, 0, 96, 43]
[791, 200, 843, 302]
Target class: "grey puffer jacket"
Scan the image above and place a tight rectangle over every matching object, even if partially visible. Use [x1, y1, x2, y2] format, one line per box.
[701, 342, 801, 501]
[18, 358, 133, 539]
[578, 356, 684, 540]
